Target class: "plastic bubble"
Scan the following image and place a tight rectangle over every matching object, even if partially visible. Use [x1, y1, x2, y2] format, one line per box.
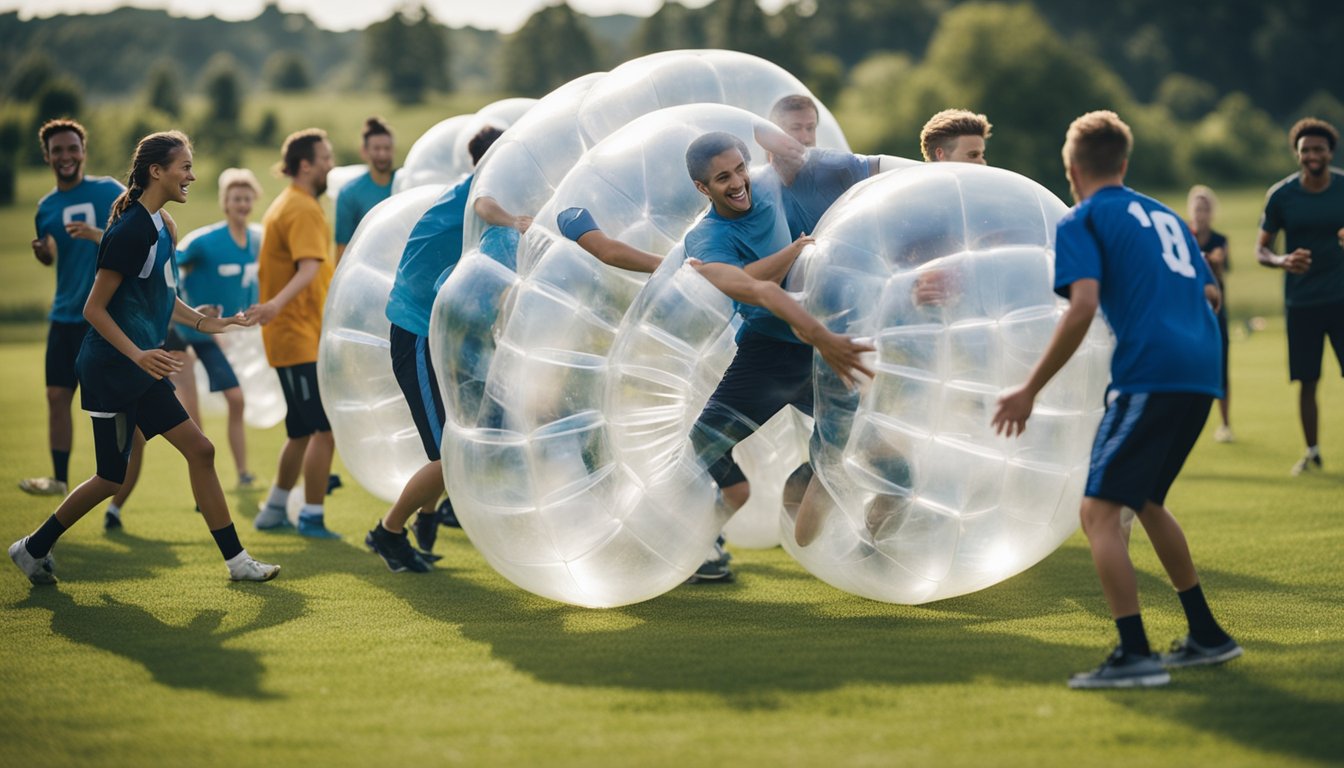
[781, 162, 1114, 604]
[191, 327, 287, 429]
[392, 98, 538, 194]
[326, 164, 369, 203]
[721, 405, 814, 549]
[317, 185, 445, 502]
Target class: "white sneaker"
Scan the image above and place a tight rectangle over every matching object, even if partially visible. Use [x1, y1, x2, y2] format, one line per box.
[254, 502, 293, 531]
[1214, 426, 1235, 443]
[227, 551, 280, 582]
[19, 477, 67, 496]
[9, 537, 57, 585]
[1291, 450, 1323, 476]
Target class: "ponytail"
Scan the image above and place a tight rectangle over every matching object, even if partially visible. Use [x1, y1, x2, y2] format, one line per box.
[109, 130, 192, 224]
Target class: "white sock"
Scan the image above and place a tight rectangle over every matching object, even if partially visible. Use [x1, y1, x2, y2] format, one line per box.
[1306, 445, 1320, 458]
[106, 504, 121, 517]
[266, 486, 290, 509]
[299, 503, 323, 520]
[225, 549, 251, 568]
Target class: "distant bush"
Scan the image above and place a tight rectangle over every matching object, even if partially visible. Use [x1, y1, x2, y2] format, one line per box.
[265, 52, 312, 93]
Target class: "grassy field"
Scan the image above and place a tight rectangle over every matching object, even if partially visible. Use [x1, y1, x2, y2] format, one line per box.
[0, 312, 1340, 766]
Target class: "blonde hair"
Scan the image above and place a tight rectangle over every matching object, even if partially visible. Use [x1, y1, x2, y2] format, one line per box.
[1187, 184, 1218, 217]
[218, 167, 263, 210]
[919, 109, 992, 162]
[1063, 110, 1132, 178]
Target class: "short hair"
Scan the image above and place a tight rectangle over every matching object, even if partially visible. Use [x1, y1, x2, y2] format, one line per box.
[919, 109, 991, 162]
[38, 118, 87, 155]
[218, 167, 263, 209]
[1289, 117, 1338, 152]
[1186, 184, 1218, 216]
[362, 116, 393, 145]
[276, 128, 327, 178]
[769, 94, 818, 125]
[467, 125, 504, 166]
[1062, 110, 1132, 178]
[685, 132, 751, 184]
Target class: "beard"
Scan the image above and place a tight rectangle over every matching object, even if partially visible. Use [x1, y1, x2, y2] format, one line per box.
[313, 176, 328, 196]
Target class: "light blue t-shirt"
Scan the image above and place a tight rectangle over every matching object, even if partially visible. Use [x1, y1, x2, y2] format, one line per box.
[757, 149, 873, 238]
[34, 176, 125, 323]
[1054, 185, 1221, 397]
[335, 170, 396, 245]
[174, 222, 261, 343]
[386, 176, 472, 337]
[683, 181, 798, 343]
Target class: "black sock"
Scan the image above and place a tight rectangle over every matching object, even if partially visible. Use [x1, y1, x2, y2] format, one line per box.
[26, 515, 68, 558]
[1115, 614, 1151, 657]
[210, 523, 244, 561]
[51, 450, 70, 484]
[1178, 583, 1231, 647]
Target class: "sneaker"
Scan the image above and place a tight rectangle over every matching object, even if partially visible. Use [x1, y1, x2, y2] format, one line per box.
[326, 473, 343, 495]
[1291, 451, 1323, 476]
[19, 477, 67, 496]
[415, 548, 444, 563]
[412, 510, 439, 554]
[437, 496, 460, 529]
[254, 502, 294, 531]
[227, 553, 281, 582]
[685, 557, 734, 584]
[9, 537, 57, 585]
[365, 526, 431, 573]
[1068, 647, 1170, 689]
[708, 534, 732, 567]
[297, 515, 341, 539]
[236, 471, 258, 491]
[104, 511, 122, 531]
[1161, 635, 1243, 669]
[1213, 426, 1235, 443]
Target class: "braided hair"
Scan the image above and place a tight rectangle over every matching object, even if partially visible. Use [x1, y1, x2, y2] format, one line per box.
[108, 130, 192, 224]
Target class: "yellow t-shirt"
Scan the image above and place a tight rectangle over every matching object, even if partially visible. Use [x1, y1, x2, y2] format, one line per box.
[258, 185, 334, 367]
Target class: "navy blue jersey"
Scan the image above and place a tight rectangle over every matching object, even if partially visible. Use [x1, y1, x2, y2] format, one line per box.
[34, 176, 124, 323]
[1260, 169, 1344, 308]
[1054, 185, 1222, 397]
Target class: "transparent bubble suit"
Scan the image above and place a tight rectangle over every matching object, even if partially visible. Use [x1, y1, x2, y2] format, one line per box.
[781, 162, 1114, 604]
[392, 98, 538, 194]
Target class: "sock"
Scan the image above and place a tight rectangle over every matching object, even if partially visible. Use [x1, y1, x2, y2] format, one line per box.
[1115, 614, 1151, 657]
[51, 450, 70, 484]
[1306, 445, 1320, 458]
[265, 486, 290, 510]
[224, 549, 251, 569]
[1178, 583, 1231, 647]
[26, 515, 68, 558]
[106, 503, 121, 518]
[210, 523, 244, 561]
[299, 503, 323, 521]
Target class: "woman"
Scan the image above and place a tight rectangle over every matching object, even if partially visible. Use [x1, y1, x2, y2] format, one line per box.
[1188, 184, 1233, 442]
[8, 131, 279, 584]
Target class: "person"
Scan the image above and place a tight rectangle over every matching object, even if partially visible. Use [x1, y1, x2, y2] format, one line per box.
[170, 168, 265, 488]
[334, 116, 396, 262]
[1188, 185, 1234, 442]
[991, 110, 1240, 688]
[24, 119, 146, 513]
[919, 109, 991, 165]
[8, 130, 279, 585]
[1255, 117, 1344, 475]
[247, 128, 340, 539]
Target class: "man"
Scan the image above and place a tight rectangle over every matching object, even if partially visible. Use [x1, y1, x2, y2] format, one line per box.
[247, 129, 340, 539]
[334, 116, 396, 262]
[919, 109, 991, 165]
[992, 110, 1240, 688]
[1256, 117, 1344, 475]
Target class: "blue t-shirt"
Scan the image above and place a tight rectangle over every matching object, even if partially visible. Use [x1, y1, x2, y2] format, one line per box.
[1054, 185, 1221, 397]
[683, 182, 799, 344]
[34, 176, 125, 323]
[387, 175, 472, 337]
[1259, 169, 1344, 308]
[77, 204, 179, 411]
[757, 149, 872, 238]
[335, 170, 396, 245]
[174, 221, 262, 343]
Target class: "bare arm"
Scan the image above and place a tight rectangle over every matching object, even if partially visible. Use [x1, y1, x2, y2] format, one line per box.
[245, 258, 320, 325]
[742, 234, 813, 283]
[84, 269, 182, 380]
[1256, 229, 1311, 274]
[474, 196, 532, 233]
[172, 297, 253, 334]
[573, 230, 662, 273]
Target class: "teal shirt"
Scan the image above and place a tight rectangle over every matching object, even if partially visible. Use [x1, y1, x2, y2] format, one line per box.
[34, 176, 125, 323]
[334, 170, 396, 245]
[1260, 168, 1344, 308]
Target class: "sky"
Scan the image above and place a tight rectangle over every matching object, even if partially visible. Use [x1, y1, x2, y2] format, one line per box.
[3, 0, 788, 33]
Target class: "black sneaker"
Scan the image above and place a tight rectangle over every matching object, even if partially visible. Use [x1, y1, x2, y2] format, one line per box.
[365, 525, 431, 573]
[412, 510, 439, 554]
[104, 511, 122, 531]
[1161, 635, 1243, 669]
[327, 473, 343, 495]
[685, 557, 734, 584]
[1069, 647, 1170, 689]
[437, 496, 460, 528]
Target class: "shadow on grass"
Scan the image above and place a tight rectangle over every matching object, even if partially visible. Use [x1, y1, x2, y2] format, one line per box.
[45, 530, 181, 583]
[14, 583, 307, 699]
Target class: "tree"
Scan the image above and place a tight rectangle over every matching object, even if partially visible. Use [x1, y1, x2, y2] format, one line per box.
[0, 116, 24, 205]
[6, 50, 56, 102]
[366, 7, 451, 104]
[265, 51, 312, 93]
[201, 53, 245, 127]
[145, 60, 183, 118]
[502, 4, 600, 97]
[1155, 74, 1218, 123]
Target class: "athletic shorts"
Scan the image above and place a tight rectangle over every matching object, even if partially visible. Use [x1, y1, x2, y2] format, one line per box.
[88, 377, 189, 484]
[1085, 391, 1212, 513]
[276, 362, 331, 439]
[45, 320, 90, 389]
[1286, 300, 1344, 382]
[190, 340, 240, 392]
[164, 327, 188, 353]
[390, 323, 446, 462]
[690, 332, 814, 488]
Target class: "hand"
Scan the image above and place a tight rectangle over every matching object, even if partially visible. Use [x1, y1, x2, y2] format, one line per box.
[514, 215, 533, 234]
[991, 385, 1036, 437]
[813, 331, 875, 390]
[245, 301, 280, 326]
[790, 234, 815, 255]
[133, 348, 184, 380]
[65, 220, 102, 243]
[194, 304, 223, 318]
[1282, 248, 1312, 274]
[201, 311, 254, 333]
[32, 236, 55, 266]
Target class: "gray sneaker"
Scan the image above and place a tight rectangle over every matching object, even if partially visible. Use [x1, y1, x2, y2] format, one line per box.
[227, 552, 281, 582]
[1291, 451, 1322, 476]
[9, 537, 57, 585]
[1069, 647, 1170, 689]
[1161, 635, 1243, 668]
[254, 502, 294, 531]
[19, 477, 67, 496]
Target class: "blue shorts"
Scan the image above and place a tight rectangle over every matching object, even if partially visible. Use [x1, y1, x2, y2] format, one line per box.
[1086, 391, 1212, 512]
[276, 362, 330, 439]
[89, 377, 189, 484]
[690, 332, 813, 488]
[390, 323, 446, 462]
[190, 340, 240, 392]
[46, 320, 89, 389]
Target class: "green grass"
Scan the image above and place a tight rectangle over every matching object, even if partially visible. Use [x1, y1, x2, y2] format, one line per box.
[0, 312, 1341, 766]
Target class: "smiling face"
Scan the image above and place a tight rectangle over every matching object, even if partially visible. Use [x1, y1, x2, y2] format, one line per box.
[694, 147, 752, 218]
[44, 129, 86, 186]
[775, 107, 819, 148]
[223, 183, 256, 224]
[1297, 134, 1333, 178]
[303, 139, 334, 196]
[152, 146, 196, 204]
[363, 133, 394, 175]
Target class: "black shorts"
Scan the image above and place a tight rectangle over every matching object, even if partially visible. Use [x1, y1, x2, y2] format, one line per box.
[164, 327, 188, 353]
[690, 332, 814, 488]
[276, 362, 331, 439]
[46, 320, 90, 389]
[1216, 309, 1230, 395]
[88, 377, 189, 484]
[1286, 300, 1344, 382]
[1085, 391, 1212, 512]
[390, 323, 446, 461]
[190, 340, 240, 392]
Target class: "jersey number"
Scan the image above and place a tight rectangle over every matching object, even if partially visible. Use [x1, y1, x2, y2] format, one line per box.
[1127, 201, 1196, 278]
